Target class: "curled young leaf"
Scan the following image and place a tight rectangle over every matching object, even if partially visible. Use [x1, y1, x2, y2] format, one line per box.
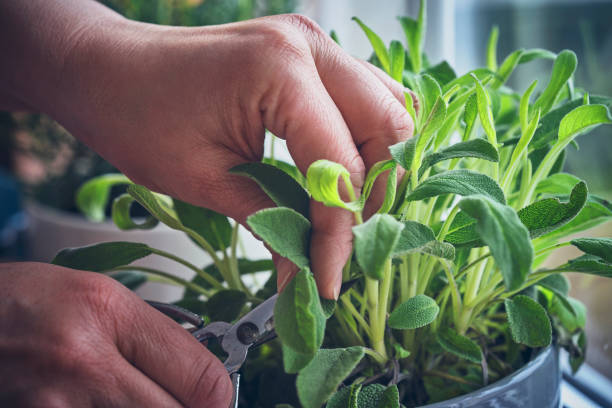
[112, 193, 159, 230]
[505, 295, 552, 347]
[76, 173, 131, 222]
[388, 294, 439, 330]
[127, 184, 183, 230]
[536, 173, 582, 195]
[306, 159, 362, 212]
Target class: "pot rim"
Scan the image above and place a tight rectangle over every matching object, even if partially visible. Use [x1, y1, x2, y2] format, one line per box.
[420, 346, 556, 407]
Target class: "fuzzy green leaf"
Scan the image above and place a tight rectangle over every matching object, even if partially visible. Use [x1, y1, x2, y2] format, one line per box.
[127, 184, 183, 229]
[282, 343, 314, 374]
[419, 139, 499, 177]
[230, 162, 310, 218]
[407, 170, 506, 204]
[459, 195, 533, 290]
[306, 160, 361, 212]
[536, 173, 582, 195]
[463, 93, 478, 140]
[571, 238, 612, 263]
[472, 74, 497, 144]
[76, 173, 131, 222]
[393, 221, 455, 260]
[262, 158, 306, 187]
[533, 50, 577, 115]
[505, 295, 552, 347]
[173, 199, 232, 251]
[377, 385, 400, 408]
[247, 207, 311, 269]
[491, 49, 524, 89]
[518, 181, 587, 238]
[389, 138, 416, 171]
[297, 347, 365, 408]
[557, 254, 612, 278]
[486, 26, 499, 71]
[414, 74, 442, 124]
[425, 61, 456, 86]
[398, 0, 425, 72]
[420, 96, 447, 141]
[437, 327, 483, 364]
[530, 98, 583, 150]
[541, 195, 612, 242]
[274, 269, 325, 355]
[205, 289, 246, 322]
[388, 294, 439, 330]
[551, 295, 586, 333]
[353, 17, 390, 73]
[389, 40, 405, 83]
[558, 104, 612, 143]
[538, 274, 570, 296]
[353, 214, 404, 280]
[51, 242, 152, 272]
[320, 298, 336, 319]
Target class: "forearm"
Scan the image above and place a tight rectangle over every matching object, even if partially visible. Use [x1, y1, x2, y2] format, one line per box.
[0, 0, 125, 113]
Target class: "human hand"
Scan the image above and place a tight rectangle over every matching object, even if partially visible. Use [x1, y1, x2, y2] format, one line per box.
[2, 2, 414, 299]
[0, 262, 232, 407]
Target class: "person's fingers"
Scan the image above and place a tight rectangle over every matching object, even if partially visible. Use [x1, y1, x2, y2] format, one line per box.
[112, 290, 233, 408]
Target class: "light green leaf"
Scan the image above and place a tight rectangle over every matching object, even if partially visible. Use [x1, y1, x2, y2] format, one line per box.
[127, 184, 183, 229]
[173, 199, 232, 251]
[419, 96, 448, 143]
[571, 238, 612, 263]
[393, 221, 455, 260]
[247, 207, 311, 269]
[112, 193, 159, 230]
[320, 298, 336, 319]
[419, 139, 499, 177]
[414, 74, 443, 126]
[407, 170, 506, 204]
[505, 295, 552, 347]
[297, 347, 365, 408]
[518, 181, 587, 238]
[306, 159, 361, 212]
[536, 173, 582, 195]
[533, 50, 577, 115]
[51, 242, 152, 272]
[459, 195, 533, 290]
[282, 343, 314, 374]
[275, 269, 325, 355]
[558, 104, 612, 143]
[551, 295, 586, 333]
[389, 138, 416, 171]
[530, 98, 582, 150]
[353, 214, 404, 280]
[76, 173, 131, 222]
[463, 94, 478, 140]
[230, 162, 310, 218]
[520, 80, 538, 133]
[486, 25, 499, 71]
[389, 40, 405, 83]
[518, 48, 556, 64]
[398, 0, 425, 72]
[472, 74, 497, 144]
[491, 49, 524, 89]
[361, 160, 396, 206]
[353, 17, 390, 73]
[388, 294, 439, 330]
[437, 327, 483, 363]
[393, 343, 411, 359]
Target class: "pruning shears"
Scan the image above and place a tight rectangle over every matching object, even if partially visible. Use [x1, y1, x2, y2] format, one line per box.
[147, 294, 278, 408]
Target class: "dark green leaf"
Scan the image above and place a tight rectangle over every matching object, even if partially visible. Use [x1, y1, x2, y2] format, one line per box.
[230, 162, 310, 218]
[262, 158, 306, 187]
[173, 199, 232, 251]
[247, 207, 311, 269]
[537, 274, 570, 296]
[570, 330, 587, 374]
[419, 139, 499, 177]
[542, 194, 612, 241]
[297, 347, 364, 408]
[76, 173, 131, 222]
[320, 298, 336, 319]
[388, 294, 439, 330]
[353, 214, 404, 280]
[459, 195, 533, 290]
[393, 221, 455, 260]
[274, 270, 325, 355]
[127, 184, 183, 229]
[518, 182, 587, 238]
[557, 254, 612, 278]
[437, 327, 483, 363]
[530, 98, 582, 150]
[205, 289, 247, 322]
[571, 238, 612, 263]
[407, 170, 506, 204]
[51, 242, 152, 272]
[505, 295, 552, 347]
[377, 385, 400, 408]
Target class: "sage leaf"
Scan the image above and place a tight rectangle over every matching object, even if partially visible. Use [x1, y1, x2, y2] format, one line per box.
[378, 385, 400, 408]
[247, 207, 311, 269]
[320, 297, 336, 319]
[486, 25, 499, 71]
[393, 221, 455, 260]
[424, 61, 456, 86]
[533, 50, 577, 115]
[550, 295, 586, 333]
[127, 184, 183, 229]
[205, 289, 246, 322]
[463, 94, 478, 140]
[353, 214, 404, 280]
[112, 193, 159, 230]
[389, 40, 405, 83]
[353, 17, 390, 73]
[518, 48, 556, 64]
[109, 270, 147, 290]
[407, 170, 506, 204]
[571, 238, 612, 263]
[173, 199, 232, 251]
[282, 343, 314, 374]
[388, 294, 439, 330]
[76, 173, 131, 222]
[51, 242, 152, 272]
[538, 274, 570, 297]
[418, 139, 499, 177]
[472, 74, 497, 144]
[398, 0, 425, 72]
[541, 195, 612, 242]
[557, 254, 612, 278]
[437, 327, 483, 364]
[420, 96, 447, 141]
[306, 160, 362, 212]
[536, 173, 582, 195]
[570, 330, 587, 374]
[262, 158, 306, 187]
[558, 104, 612, 143]
[274, 269, 325, 355]
[505, 295, 552, 347]
[518, 181, 587, 238]
[458, 195, 533, 290]
[530, 98, 582, 150]
[389, 138, 416, 171]
[230, 162, 310, 218]
[328, 384, 389, 408]
[491, 49, 524, 89]
[296, 347, 364, 408]
[414, 74, 442, 124]
[327, 384, 361, 408]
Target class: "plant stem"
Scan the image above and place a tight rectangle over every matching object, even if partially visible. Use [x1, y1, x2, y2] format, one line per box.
[341, 295, 371, 338]
[107, 266, 211, 297]
[149, 247, 224, 290]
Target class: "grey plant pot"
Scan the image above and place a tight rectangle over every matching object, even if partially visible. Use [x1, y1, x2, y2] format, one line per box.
[421, 346, 560, 408]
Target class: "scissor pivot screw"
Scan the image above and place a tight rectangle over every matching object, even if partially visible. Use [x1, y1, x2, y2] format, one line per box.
[237, 322, 259, 345]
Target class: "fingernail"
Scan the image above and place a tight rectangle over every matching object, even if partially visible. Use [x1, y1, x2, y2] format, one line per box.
[278, 272, 292, 292]
[332, 276, 342, 300]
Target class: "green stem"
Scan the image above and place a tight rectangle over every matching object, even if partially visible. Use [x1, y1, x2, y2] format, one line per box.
[107, 266, 211, 297]
[149, 248, 223, 290]
[341, 295, 371, 337]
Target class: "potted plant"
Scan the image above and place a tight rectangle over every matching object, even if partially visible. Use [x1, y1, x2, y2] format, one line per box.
[50, 1, 612, 406]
